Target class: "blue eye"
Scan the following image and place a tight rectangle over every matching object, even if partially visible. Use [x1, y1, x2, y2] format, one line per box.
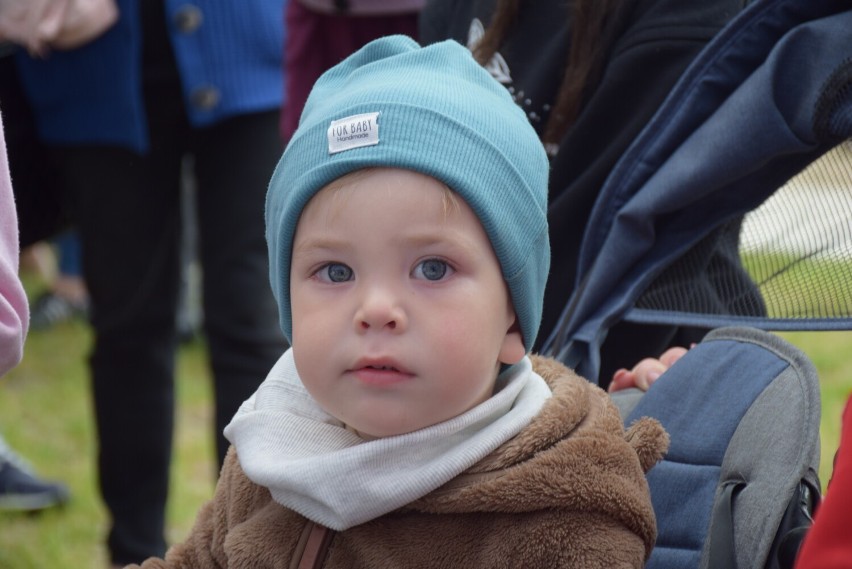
[319, 263, 353, 283]
[414, 259, 451, 281]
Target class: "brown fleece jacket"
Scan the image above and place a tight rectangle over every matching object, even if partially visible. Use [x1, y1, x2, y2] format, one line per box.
[130, 356, 668, 569]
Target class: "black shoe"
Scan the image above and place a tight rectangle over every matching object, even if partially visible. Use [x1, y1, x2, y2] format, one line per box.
[29, 291, 89, 331]
[0, 446, 70, 512]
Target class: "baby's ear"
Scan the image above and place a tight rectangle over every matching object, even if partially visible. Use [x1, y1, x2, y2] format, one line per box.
[498, 319, 526, 365]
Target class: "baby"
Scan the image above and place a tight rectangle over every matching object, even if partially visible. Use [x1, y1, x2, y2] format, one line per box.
[130, 35, 667, 568]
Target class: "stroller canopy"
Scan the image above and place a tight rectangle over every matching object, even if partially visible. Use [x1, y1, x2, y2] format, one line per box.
[543, 0, 852, 381]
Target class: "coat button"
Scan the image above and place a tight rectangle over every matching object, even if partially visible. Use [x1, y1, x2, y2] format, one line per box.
[174, 5, 203, 33]
[190, 86, 220, 110]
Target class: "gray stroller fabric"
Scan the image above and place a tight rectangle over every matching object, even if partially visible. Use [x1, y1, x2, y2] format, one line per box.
[623, 327, 820, 569]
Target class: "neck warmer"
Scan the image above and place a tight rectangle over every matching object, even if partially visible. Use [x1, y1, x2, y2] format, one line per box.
[224, 349, 551, 530]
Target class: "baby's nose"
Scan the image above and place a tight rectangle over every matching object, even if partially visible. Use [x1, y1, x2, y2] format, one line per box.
[354, 287, 407, 333]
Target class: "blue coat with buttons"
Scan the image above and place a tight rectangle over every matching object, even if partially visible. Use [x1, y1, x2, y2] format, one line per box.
[14, 0, 285, 153]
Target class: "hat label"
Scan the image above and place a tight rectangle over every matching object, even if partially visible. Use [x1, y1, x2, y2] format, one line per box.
[328, 112, 380, 154]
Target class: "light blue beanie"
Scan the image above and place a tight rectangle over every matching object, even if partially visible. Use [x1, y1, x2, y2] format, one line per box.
[266, 35, 550, 351]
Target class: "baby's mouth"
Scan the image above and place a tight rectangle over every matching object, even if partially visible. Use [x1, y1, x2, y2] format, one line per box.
[350, 358, 414, 385]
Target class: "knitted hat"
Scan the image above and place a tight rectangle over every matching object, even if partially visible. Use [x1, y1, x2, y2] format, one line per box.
[266, 35, 550, 351]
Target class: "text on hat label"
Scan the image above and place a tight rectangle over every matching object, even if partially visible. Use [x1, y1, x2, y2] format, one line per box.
[328, 112, 380, 154]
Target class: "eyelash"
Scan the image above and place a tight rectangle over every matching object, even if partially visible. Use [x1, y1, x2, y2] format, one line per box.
[412, 258, 453, 281]
[312, 258, 455, 283]
[314, 263, 353, 283]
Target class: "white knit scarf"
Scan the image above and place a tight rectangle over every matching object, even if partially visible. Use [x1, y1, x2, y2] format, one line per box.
[224, 348, 551, 530]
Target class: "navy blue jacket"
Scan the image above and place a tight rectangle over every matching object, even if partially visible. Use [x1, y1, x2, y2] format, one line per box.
[15, 0, 285, 152]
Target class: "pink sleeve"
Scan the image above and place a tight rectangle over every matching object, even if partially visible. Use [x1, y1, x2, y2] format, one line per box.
[795, 397, 852, 568]
[0, 110, 29, 377]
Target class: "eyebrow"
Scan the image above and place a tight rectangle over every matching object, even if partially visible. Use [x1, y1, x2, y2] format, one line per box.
[399, 232, 472, 250]
[292, 237, 353, 258]
[293, 231, 480, 257]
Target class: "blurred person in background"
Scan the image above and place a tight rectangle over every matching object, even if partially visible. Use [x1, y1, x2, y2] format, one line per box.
[0, 28, 89, 333]
[9, 0, 288, 565]
[0, 0, 108, 516]
[420, 0, 747, 387]
[23, 231, 90, 330]
[795, 395, 852, 569]
[0, 100, 70, 512]
[280, 0, 424, 143]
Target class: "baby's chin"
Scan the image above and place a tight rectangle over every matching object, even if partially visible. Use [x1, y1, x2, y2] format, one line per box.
[345, 422, 422, 441]
[343, 414, 444, 440]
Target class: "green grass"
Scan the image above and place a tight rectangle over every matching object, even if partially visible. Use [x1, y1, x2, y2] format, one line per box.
[0, 318, 215, 569]
[741, 252, 852, 319]
[780, 331, 852, 486]
[0, 316, 850, 568]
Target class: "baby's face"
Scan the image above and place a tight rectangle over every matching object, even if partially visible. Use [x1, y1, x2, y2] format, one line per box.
[289, 168, 525, 438]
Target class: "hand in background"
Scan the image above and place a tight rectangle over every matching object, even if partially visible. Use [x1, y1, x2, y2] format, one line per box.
[0, 0, 117, 57]
[608, 346, 690, 393]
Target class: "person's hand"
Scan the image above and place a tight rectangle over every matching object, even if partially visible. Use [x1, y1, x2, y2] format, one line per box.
[608, 346, 690, 393]
[0, 0, 62, 56]
[0, 0, 118, 57]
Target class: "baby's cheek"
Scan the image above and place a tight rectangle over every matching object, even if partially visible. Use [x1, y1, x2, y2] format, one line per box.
[291, 336, 327, 386]
[430, 312, 468, 343]
[431, 315, 494, 362]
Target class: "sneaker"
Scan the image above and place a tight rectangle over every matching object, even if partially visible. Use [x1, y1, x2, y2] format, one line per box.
[29, 291, 89, 331]
[0, 442, 70, 512]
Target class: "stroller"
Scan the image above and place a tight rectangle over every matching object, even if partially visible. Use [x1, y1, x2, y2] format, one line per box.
[540, 0, 852, 567]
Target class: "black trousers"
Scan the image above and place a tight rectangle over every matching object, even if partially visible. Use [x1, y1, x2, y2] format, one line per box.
[51, 91, 287, 567]
[37, 1, 289, 562]
[0, 54, 71, 247]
